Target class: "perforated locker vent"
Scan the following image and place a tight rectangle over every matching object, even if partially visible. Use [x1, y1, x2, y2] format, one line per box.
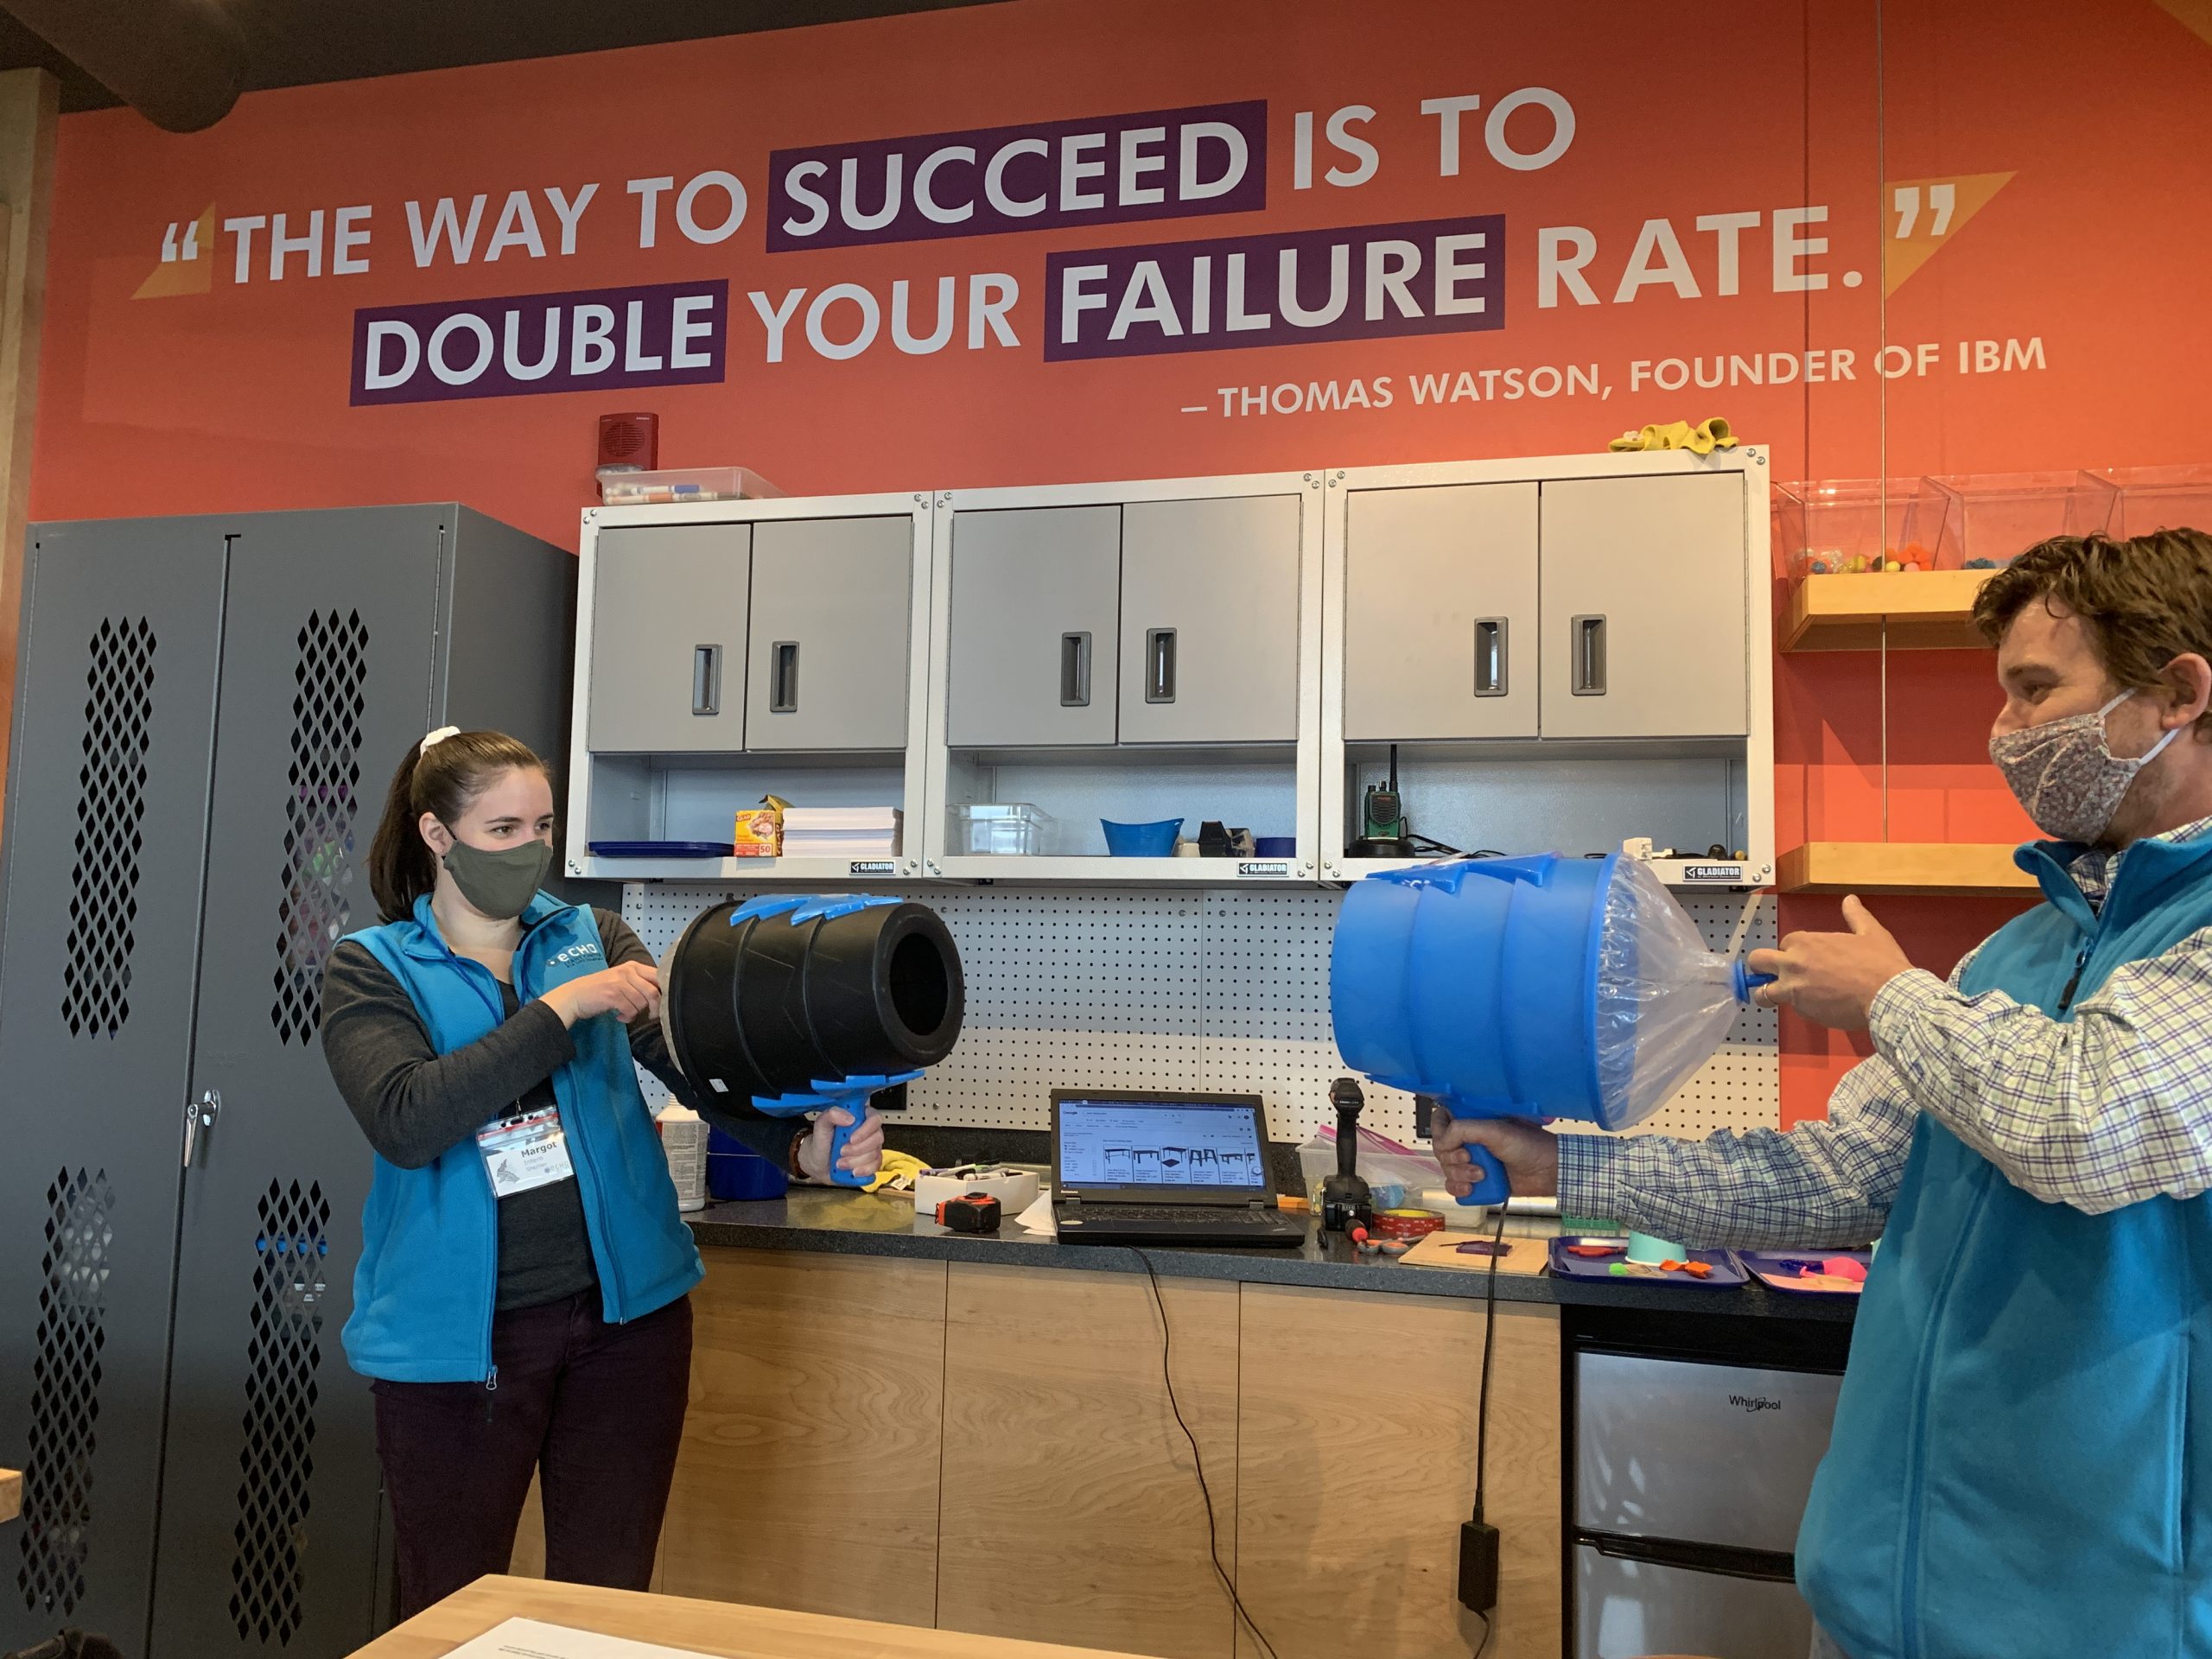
[622, 884, 1779, 1144]
[230, 1179, 331, 1644]
[18, 1167, 116, 1617]
[272, 613, 369, 1045]
[61, 620, 156, 1039]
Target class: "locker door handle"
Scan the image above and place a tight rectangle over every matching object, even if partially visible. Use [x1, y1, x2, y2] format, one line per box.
[692, 645, 723, 716]
[1571, 614, 1607, 696]
[183, 1088, 221, 1169]
[769, 642, 800, 714]
[1145, 628, 1178, 704]
[1060, 632, 1092, 708]
[1474, 618, 1508, 697]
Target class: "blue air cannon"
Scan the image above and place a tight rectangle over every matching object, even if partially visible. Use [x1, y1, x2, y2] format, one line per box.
[1329, 853, 1771, 1205]
[659, 894, 965, 1182]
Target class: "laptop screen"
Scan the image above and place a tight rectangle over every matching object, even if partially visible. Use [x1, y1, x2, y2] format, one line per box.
[1056, 1097, 1268, 1192]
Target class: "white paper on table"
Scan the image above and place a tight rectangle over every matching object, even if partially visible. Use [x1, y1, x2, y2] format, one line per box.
[1014, 1185, 1057, 1236]
[437, 1619, 719, 1659]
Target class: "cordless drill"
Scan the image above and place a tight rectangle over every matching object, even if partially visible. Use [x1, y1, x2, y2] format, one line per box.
[1320, 1077, 1375, 1233]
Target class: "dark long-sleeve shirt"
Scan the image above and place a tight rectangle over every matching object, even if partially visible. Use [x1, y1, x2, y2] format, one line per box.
[321, 906, 798, 1309]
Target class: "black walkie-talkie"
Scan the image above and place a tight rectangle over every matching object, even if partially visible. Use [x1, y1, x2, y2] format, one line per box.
[1361, 743, 1408, 843]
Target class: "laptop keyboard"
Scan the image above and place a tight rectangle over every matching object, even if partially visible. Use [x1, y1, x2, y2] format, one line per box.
[1078, 1205, 1285, 1225]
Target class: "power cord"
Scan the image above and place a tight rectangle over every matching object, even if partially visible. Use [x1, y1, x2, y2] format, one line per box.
[1463, 1202, 1509, 1657]
[1128, 1248, 1282, 1659]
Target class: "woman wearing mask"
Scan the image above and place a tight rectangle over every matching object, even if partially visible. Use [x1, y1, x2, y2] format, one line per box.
[320, 726, 885, 1615]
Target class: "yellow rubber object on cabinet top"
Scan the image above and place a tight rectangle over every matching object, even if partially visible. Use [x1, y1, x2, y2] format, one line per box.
[1607, 416, 1737, 454]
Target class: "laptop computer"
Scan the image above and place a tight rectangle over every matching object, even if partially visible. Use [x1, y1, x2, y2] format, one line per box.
[1051, 1089, 1304, 1247]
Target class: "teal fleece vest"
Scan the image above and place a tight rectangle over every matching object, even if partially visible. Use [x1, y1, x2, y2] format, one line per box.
[1798, 832, 2212, 1659]
[339, 893, 702, 1382]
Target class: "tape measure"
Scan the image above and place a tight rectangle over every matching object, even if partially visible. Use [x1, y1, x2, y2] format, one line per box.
[934, 1192, 1001, 1234]
[1370, 1207, 1445, 1241]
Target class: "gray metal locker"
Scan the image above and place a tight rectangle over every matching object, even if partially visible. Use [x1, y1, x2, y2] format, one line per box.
[587, 524, 750, 753]
[0, 519, 229, 1656]
[0, 506, 575, 1659]
[745, 517, 912, 752]
[946, 505, 1121, 747]
[1117, 494, 1300, 745]
[1538, 473, 1749, 740]
[1342, 482, 1540, 741]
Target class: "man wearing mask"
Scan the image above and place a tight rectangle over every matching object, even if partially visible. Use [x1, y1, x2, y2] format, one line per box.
[1434, 529, 2212, 1659]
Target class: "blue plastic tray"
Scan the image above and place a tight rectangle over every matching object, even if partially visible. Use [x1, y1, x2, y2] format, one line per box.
[1548, 1236, 1746, 1288]
[588, 841, 736, 858]
[1738, 1249, 1872, 1297]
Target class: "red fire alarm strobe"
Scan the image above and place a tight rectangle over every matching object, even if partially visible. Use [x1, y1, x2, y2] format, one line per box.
[596, 412, 658, 474]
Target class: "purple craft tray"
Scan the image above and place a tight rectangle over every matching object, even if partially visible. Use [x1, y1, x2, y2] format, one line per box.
[1738, 1249, 1874, 1297]
[1548, 1236, 1746, 1288]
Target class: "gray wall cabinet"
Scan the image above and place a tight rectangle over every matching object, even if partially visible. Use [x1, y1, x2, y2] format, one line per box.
[587, 523, 751, 753]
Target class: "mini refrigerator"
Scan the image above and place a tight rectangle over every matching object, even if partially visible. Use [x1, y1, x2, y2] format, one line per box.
[1572, 1348, 1843, 1659]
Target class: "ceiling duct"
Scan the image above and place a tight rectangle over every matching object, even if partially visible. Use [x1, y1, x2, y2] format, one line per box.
[3, 0, 243, 130]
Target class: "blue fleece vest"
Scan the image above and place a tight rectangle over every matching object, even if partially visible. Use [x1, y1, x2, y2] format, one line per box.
[339, 893, 702, 1382]
[1798, 832, 2212, 1659]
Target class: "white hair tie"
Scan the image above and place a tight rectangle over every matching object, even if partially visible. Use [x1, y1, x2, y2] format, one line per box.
[419, 725, 461, 756]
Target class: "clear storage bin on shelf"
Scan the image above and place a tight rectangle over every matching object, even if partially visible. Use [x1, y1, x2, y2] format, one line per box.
[1918, 472, 2120, 570]
[2084, 464, 2212, 539]
[1773, 478, 1934, 577]
[595, 466, 784, 505]
[952, 803, 1052, 855]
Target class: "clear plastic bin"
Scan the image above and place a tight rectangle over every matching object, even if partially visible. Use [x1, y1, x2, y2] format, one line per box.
[1918, 472, 2120, 570]
[1773, 479, 1933, 576]
[596, 466, 783, 505]
[953, 803, 1052, 855]
[2085, 464, 2212, 540]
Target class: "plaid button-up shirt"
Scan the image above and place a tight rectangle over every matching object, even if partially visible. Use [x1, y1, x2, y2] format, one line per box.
[1559, 817, 2212, 1249]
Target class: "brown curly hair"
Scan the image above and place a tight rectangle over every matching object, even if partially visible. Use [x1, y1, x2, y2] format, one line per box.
[1973, 528, 2212, 735]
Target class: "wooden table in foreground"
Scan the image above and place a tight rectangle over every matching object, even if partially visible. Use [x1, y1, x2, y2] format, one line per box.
[354, 1576, 1150, 1659]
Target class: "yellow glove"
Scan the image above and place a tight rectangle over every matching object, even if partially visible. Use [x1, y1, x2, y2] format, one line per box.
[866, 1148, 931, 1194]
[1607, 417, 1738, 454]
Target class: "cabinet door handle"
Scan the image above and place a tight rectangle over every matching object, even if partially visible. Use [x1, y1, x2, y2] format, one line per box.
[692, 645, 722, 716]
[183, 1089, 221, 1170]
[1060, 632, 1092, 708]
[1145, 628, 1178, 704]
[1571, 614, 1607, 696]
[770, 641, 800, 714]
[1474, 618, 1508, 697]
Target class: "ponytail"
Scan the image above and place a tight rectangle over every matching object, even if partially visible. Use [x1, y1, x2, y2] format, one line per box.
[366, 728, 551, 922]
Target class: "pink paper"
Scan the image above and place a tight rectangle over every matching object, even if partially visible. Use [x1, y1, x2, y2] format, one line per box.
[1820, 1256, 1869, 1282]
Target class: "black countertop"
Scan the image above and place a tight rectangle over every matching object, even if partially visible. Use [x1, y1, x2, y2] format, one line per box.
[685, 1189, 1857, 1324]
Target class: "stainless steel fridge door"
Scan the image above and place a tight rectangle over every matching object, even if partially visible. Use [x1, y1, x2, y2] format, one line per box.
[1575, 1351, 1841, 1551]
[1576, 1542, 1813, 1659]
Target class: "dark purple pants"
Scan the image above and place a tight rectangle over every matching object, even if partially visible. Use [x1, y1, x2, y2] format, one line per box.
[371, 1291, 692, 1618]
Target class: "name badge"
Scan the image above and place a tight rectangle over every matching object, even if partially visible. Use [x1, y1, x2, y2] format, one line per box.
[477, 1106, 575, 1196]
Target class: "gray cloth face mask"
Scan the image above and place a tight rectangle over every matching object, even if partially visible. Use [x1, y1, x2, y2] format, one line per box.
[1986, 689, 2181, 844]
[441, 836, 553, 919]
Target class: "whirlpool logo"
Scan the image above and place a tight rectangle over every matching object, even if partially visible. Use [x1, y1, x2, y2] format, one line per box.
[1728, 1394, 1783, 1414]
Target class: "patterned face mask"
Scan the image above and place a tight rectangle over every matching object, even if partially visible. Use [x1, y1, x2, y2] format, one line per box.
[1987, 689, 2181, 844]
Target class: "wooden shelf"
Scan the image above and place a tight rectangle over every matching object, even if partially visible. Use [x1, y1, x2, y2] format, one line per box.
[1782, 569, 1995, 652]
[1778, 841, 2037, 896]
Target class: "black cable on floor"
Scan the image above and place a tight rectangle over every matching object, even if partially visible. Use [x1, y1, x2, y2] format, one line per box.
[1472, 1203, 1504, 1522]
[1129, 1248, 1283, 1659]
[1467, 1203, 1508, 1659]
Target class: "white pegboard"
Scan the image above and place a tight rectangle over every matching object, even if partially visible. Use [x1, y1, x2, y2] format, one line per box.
[623, 882, 1778, 1145]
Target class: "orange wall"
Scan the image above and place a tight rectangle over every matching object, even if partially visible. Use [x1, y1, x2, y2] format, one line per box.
[32, 0, 2212, 1119]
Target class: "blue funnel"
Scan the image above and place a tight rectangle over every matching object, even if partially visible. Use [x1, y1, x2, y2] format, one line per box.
[1330, 853, 1767, 1204]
